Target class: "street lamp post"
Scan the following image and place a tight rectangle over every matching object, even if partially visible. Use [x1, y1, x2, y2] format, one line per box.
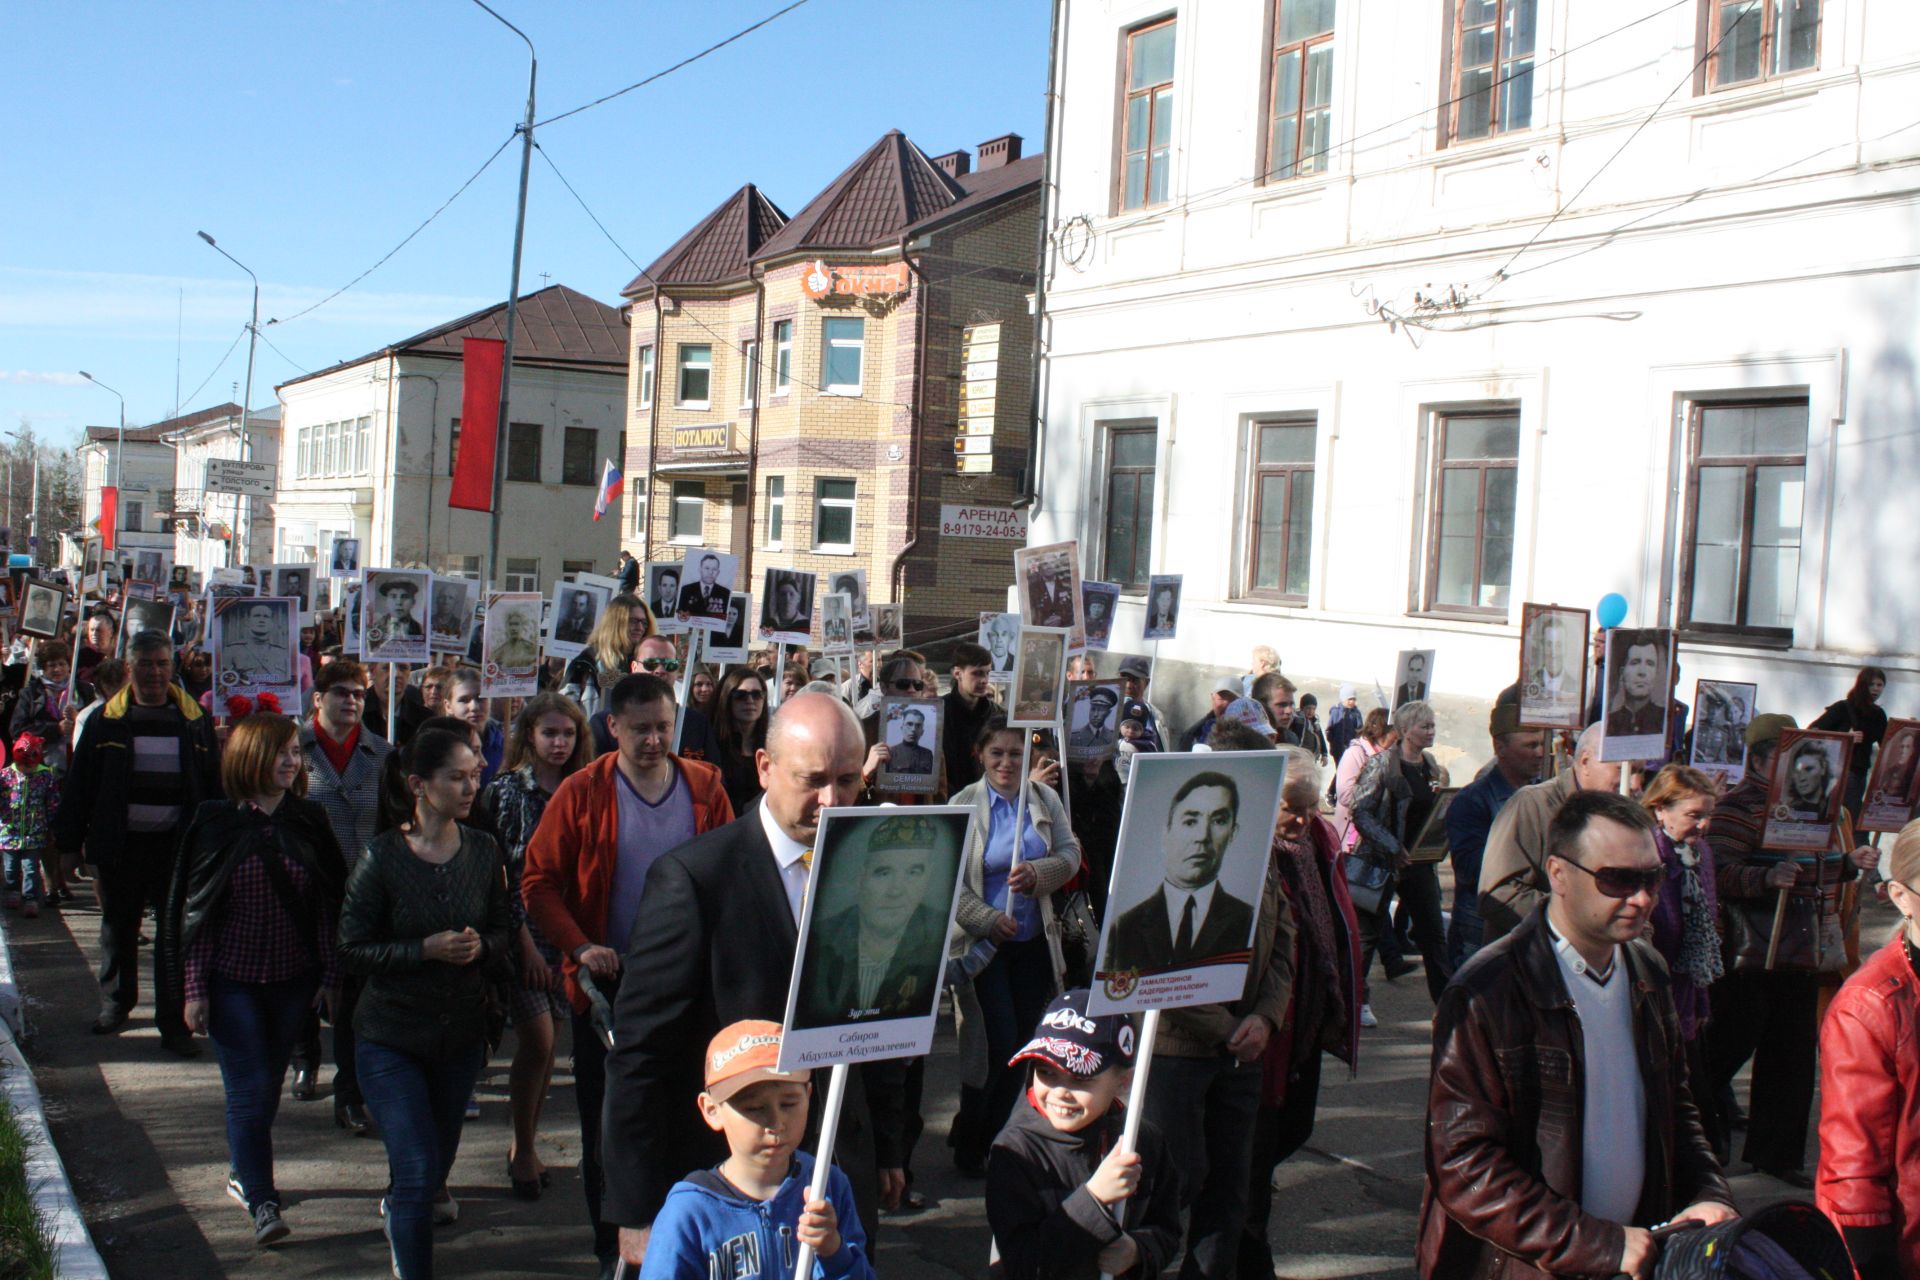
[79, 371, 125, 560]
[197, 232, 261, 568]
[471, 0, 536, 588]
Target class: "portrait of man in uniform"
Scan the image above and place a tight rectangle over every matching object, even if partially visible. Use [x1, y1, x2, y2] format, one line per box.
[363, 571, 429, 661]
[219, 598, 295, 687]
[759, 569, 815, 641]
[1067, 681, 1122, 762]
[553, 589, 597, 646]
[19, 582, 67, 639]
[1605, 629, 1669, 737]
[487, 601, 541, 670]
[1081, 582, 1119, 650]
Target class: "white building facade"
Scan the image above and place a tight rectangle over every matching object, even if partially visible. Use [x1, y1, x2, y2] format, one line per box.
[74, 425, 177, 570]
[1032, 0, 1920, 725]
[163, 406, 279, 582]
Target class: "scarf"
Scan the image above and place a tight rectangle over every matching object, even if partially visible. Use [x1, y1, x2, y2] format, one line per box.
[1275, 830, 1341, 1062]
[1672, 840, 1724, 987]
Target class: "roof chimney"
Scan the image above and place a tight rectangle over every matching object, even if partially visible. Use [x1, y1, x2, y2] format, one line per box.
[931, 149, 971, 179]
[976, 133, 1023, 171]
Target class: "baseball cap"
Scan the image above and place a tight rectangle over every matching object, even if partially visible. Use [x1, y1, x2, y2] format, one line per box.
[1117, 655, 1151, 680]
[1746, 712, 1798, 750]
[1221, 697, 1278, 739]
[702, 1020, 811, 1103]
[1214, 676, 1241, 698]
[1009, 989, 1137, 1078]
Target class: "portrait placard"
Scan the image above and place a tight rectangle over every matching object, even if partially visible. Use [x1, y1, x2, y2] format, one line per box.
[339, 576, 363, 657]
[1089, 751, 1290, 1017]
[124, 580, 160, 602]
[360, 568, 431, 663]
[1065, 680, 1123, 763]
[1009, 626, 1069, 727]
[705, 592, 751, 665]
[1080, 581, 1120, 652]
[268, 564, 317, 621]
[821, 592, 854, 656]
[131, 547, 170, 586]
[429, 576, 482, 654]
[647, 562, 687, 636]
[1599, 628, 1674, 763]
[674, 549, 739, 632]
[168, 564, 191, 592]
[1142, 575, 1182, 642]
[824, 569, 870, 639]
[1762, 729, 1853, 852]
[871, 602, 903, 647]
[213, 595, 299, 701]
[17, 581, 68, 640]
[328, 536, 361, 577]
[1407, 788, 1462, 864]
[1861, 718, 1920, 834]
[481, 592, 543, 698]
[547, 577, 614, 660]
[1690, 680, 1758, 788]
[119, 596, 176, 656]
[979, 612, 1018, 682]
[1016, 541, 1084, 652]
[758, 568, 815, 645]
[1517, 604, 1588, 731]
[778, 806, 974, 1070]
[1392, 649, 1437, 713]
[464, 602, 487, 667]
[876, 696, 942, 795]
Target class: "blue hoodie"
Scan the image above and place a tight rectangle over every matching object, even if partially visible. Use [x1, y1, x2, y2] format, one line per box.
[639, 1149, 875, 1280]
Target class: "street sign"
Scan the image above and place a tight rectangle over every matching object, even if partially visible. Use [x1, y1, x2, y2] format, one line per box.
[205, 458, 276, 499]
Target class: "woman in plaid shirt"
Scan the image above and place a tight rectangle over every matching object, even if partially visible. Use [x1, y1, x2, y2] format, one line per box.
[162, 712, 348, 1248]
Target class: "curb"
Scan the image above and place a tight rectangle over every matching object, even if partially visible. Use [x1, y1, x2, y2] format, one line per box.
[0, 917, 110, 1280]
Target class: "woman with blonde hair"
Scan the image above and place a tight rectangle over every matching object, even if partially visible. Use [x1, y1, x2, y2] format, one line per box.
[1817, 818, 1920, 1278]
[561, 594, 656, 717]
[1640, 764, 1725, 1142]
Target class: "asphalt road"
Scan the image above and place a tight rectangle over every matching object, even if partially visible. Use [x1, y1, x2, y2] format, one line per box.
[12, 870, 1852, 1278]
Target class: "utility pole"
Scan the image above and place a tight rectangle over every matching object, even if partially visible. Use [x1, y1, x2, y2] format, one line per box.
[197, 232, 260, 567]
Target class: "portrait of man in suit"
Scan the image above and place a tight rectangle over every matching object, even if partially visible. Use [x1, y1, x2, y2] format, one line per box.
[553, 589, 597, 645]
[1143, 575, 1181, 640]
[1025, 548, 1075, 628]
[650, 565, 680, 621]
[1395, 651, 1431, 709]
[982, 613, 1017, 674]
[677, 552, 730, 624]
[1104, 770, 1255, 974]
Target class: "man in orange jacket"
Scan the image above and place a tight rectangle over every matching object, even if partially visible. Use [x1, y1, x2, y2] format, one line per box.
[522, 671, 733, 1272]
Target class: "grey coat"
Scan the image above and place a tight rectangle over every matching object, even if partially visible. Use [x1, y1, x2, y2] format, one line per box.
[1349, 746, 1450, 867]
[300, 722, 391, 870]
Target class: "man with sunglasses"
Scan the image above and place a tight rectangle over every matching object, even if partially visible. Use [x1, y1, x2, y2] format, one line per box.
[585, 636, 722, 765]
[1420, 790, 1736, 1280]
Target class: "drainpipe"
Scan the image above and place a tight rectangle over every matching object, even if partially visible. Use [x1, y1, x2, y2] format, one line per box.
[743, 272, 767, 587]
[641, 291, 665, 563]
[888, 249, 931, 629]
[1017, 0, 1067, 510]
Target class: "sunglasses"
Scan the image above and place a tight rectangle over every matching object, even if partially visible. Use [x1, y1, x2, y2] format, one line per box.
[639, 658, 681, 673]
[731, 688, 766, 700]
[891, 678, 927, 692]
[1558, 856, 1663, 899]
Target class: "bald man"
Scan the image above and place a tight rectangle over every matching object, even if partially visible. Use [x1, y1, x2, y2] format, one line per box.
[1477, 722, 1623, 942]
[600, 693, 888, 1271]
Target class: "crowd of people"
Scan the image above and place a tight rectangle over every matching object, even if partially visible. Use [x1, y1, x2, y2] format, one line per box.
[1, 571, 1914, 1279]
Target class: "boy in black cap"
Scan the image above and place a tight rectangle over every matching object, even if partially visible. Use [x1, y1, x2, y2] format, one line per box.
[986, 989, 1179, 1279]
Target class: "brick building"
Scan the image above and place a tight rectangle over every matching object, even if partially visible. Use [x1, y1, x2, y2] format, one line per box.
[621, 128, 1041, 646]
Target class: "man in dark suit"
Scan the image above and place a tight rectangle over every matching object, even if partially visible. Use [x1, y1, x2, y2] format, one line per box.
[553, 589, 596, 645]
[601, 692, 889, 1272]
[1105, 770, 1256, 974]
[676, 552, 728, 622]
[1396, 652, 1429, 710]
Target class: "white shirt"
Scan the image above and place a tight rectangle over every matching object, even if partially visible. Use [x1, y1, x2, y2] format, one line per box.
[758, 802, 811, 924]
[1548, 919, 1646, 1225]
[1163, 880, 1218, 946]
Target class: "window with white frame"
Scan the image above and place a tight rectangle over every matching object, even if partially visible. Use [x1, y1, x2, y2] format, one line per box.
[671, 479, 705, 541]
[678, 345, 712, 406]
[1102, 424, 1157, 590]
[354, 416, 371, 474]
[637, 344, 655, 409]
[772, 321, 792, 395]
[765, 475, 785, 546]
[822, 318, 864, 394]
[741, 340, 759, 408]
[503, 557, 540, 593]
[813, 477, 856, 551]
[633, 491, 649, 539]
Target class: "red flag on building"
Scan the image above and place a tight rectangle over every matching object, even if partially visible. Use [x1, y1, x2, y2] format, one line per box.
[449, 337, 506, 512]
[98, 485, 119, 552]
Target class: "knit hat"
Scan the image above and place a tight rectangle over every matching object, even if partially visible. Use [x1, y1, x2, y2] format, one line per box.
[1746, 712, 1798, 750]
[702, 1020, 810, 1103]
[1009, 989, 1137, 1077]
[1338, 683, 1356, 701]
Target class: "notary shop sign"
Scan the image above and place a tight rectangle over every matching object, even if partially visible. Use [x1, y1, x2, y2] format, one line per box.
[671, 422, 737, 453]
[939, 505, 1028, 541]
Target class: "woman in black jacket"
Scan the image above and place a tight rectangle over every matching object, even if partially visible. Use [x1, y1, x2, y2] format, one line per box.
[1811, 665, 1890, 818]
[339, 726, 511, 1280]
[163, 712, 346, 1248]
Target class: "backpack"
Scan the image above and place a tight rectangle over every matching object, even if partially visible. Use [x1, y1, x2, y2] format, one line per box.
[1654, 1201, 1852, 1280]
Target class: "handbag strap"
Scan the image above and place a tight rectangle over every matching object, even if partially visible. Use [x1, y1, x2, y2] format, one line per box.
[251, 824, 322, 964]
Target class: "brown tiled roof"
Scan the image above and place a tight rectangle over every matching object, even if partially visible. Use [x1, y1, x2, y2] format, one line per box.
[84, 401, 244, 445]
[623, 185, 788, 298]
[752, 130, 967, 263]
[904, 152, 1045, 237]
[278, 284, 627, 389]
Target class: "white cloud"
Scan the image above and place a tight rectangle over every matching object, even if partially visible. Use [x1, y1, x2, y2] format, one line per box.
[0, 371, 89, 386]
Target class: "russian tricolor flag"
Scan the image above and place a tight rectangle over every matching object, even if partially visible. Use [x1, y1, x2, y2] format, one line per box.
[593, 459, 623, 522]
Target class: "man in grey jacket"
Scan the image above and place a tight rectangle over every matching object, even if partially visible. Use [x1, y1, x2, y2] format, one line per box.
[1476, 722, 1620, 943]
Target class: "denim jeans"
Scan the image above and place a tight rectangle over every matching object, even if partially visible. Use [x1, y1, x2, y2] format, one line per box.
[1144, 1052, 1263, 1280]
[570, 1006, 617, 1265]
[1238, 1053, 1324, 1280]
[208, 972, 318, 1211]
[948, 937, 1055, 1165]
[3, 846, 41, 901]
[358, 1036, 486, 1280]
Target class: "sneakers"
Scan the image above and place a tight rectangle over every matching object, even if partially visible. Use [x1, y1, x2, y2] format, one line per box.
[1360, 1002, 1379, 1029]
[464, 1092, 480, 1121]
[226, 1172, 247, 1208]
[252, 1201, 290, 1246]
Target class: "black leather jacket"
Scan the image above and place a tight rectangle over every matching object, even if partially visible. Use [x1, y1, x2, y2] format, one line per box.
[161, 797, 347, 1008]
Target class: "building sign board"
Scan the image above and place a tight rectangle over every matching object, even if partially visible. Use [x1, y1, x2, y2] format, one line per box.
[204, 458, 276, 499]
[956, 456, 995, 476]
[671, 422, 737, 453]
[801, 260, 911, 301]
[940, 504, 1025, 539]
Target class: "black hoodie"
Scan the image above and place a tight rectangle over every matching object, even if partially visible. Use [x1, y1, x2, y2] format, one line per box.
[985, 1090, 1180, 1280]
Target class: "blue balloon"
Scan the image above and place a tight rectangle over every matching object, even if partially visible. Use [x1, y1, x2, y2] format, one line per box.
[1596, 592, 1628, 630]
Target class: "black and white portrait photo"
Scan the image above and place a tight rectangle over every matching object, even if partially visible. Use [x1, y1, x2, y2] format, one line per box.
[429, 576, 482, 654]
[1016, 541, 1083, 652]
[340, 579, 363, 656]
[1088, 751, 1290, 1016]
[822, 592, 853, 655]
[328, 536, 361, 577]
[705, 592, 751, 665]
[1763, 729, 1854, 852]
[1690, 679, 1757, 787]
[1081, 580, 1120, 652]
[675, 549, 739, 631]
[132, 548, 168, 586]
[214, 596, 297, 695]
[361, 568, 431, 663]
[1517, 604, 1587, 731]
[17, 581, 67, 640]
[1009, 626, 1068, 727]
[877, 697, 942, 795]
[979, 612, 1018, 678]
[1600, 627, 1673, 763]
[269, 564, 315, 619]
[119, 597, 176, 655]
[758, 568, 815, 645]
[1142, 574, 1182, 642]
[547, 581, 608, 658]
[481, 592, 543, 698]
[1393, 649, 1436, 711]
[872, 602, 903, 647]
[828, 569, 869, 637]
[1862, 719, 1920, 834]
[647, 562, 684, 634]
[1066, 680, 1123, 763]
[169, 564, 191, 591]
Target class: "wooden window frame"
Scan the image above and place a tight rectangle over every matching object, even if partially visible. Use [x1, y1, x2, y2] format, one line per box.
[1260, 1, 1335, 184]
[505, 421, 542, 484]
[1243, 419, 1316, 604]
[1696, 0, 1822, 94]
[1102, 424, 1158, 591]
[1437, 0, 1537, 147]
[1676, 397, 1806, 644]
[1422, 410, 1519, 617]
[1114, 16, 1177, 213]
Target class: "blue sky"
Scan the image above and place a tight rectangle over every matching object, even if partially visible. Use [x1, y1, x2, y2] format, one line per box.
[0, 0, 1049, 446]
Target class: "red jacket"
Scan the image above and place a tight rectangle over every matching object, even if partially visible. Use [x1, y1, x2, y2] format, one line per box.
[1818, 935, 1920, 1274]
[521, 753, 733, 1011]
